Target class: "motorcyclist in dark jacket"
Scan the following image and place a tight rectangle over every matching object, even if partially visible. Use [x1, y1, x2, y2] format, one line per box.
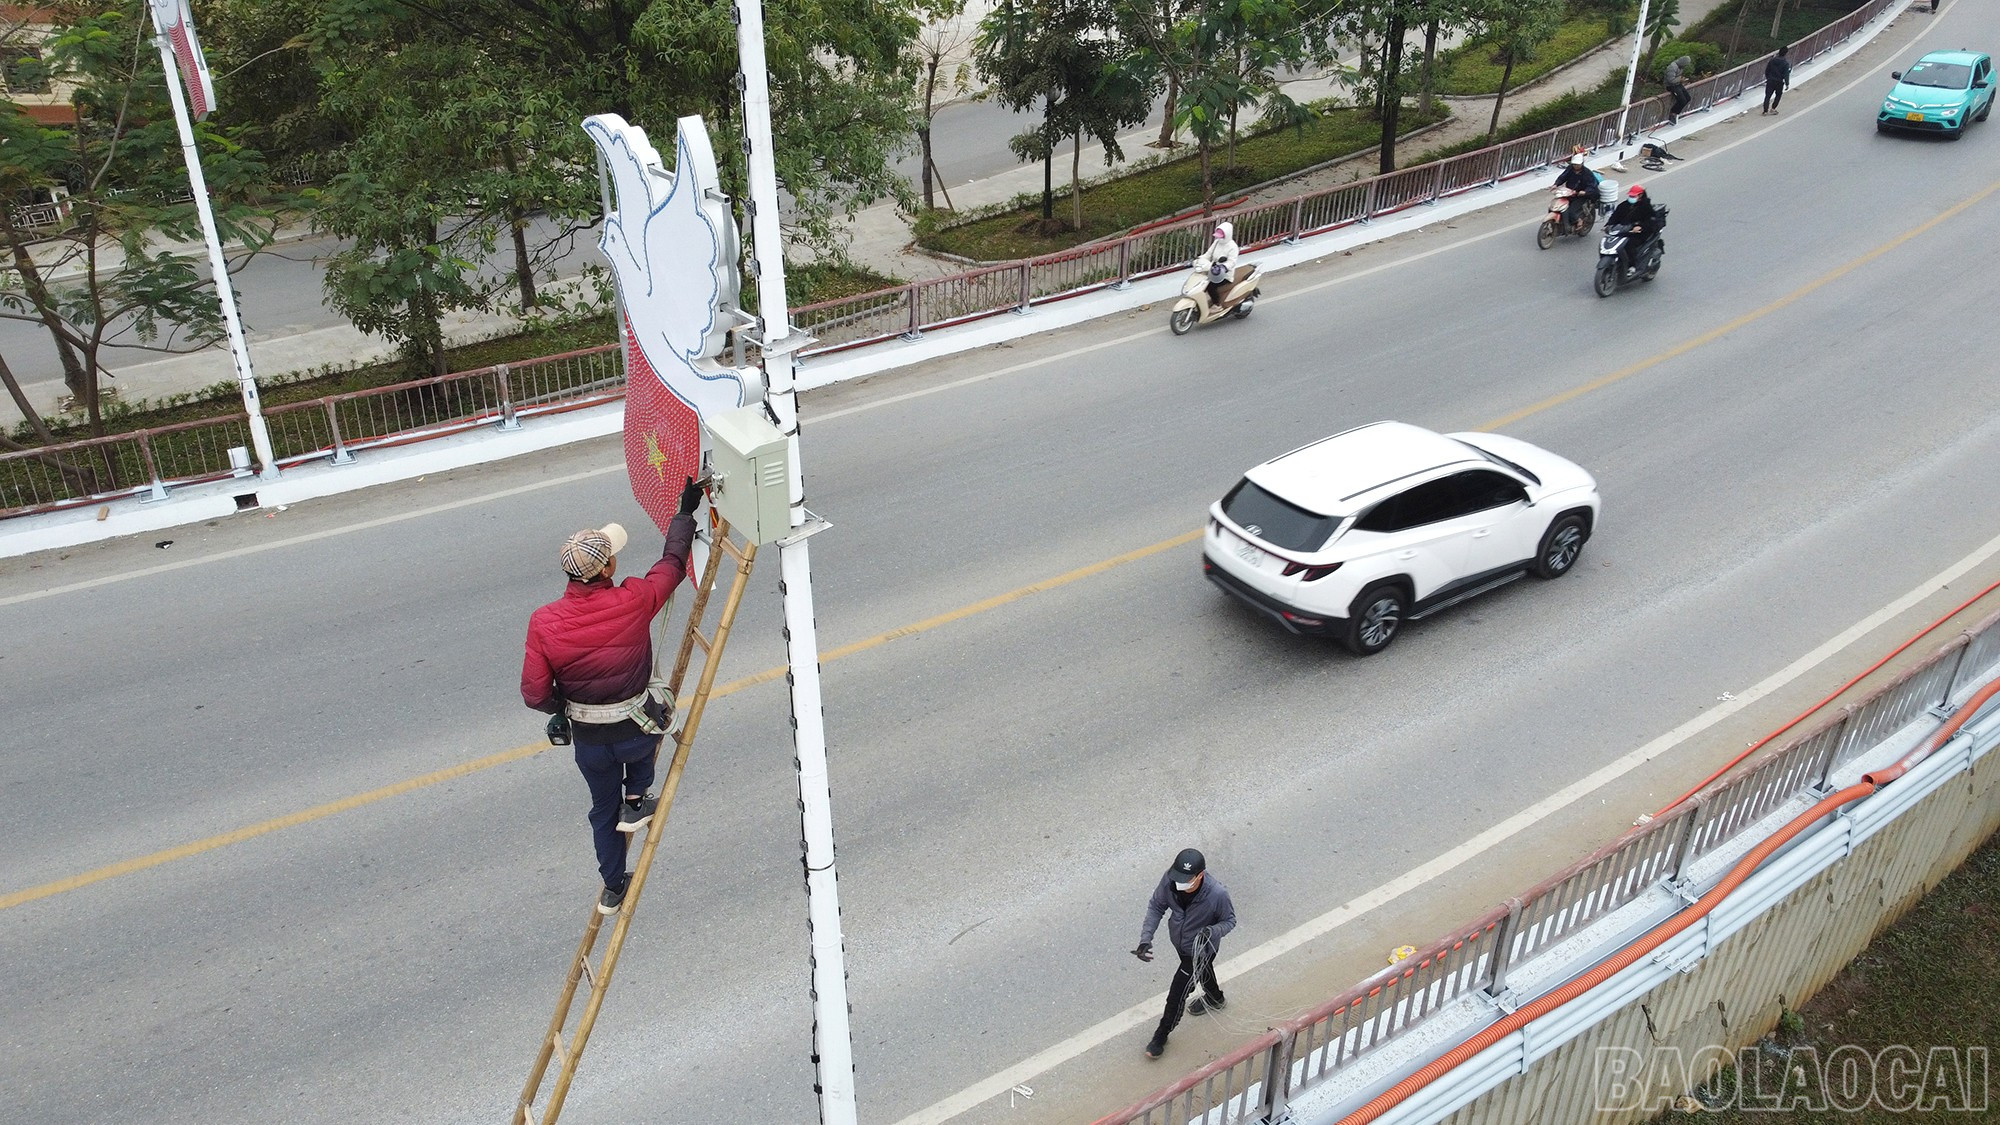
[1606, 185, 1663, 268]
[1551, 152, 1601, 229]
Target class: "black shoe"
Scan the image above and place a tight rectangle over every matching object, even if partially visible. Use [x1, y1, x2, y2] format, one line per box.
[598, 881, 628, 915]
[616, 793, 658, 834]
[1189, 994, 1226, 1015]
[1144, 1035, 1167, 1060]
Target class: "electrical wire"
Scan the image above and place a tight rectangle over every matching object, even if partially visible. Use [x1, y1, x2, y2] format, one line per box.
[1647, 576, 2000, 820]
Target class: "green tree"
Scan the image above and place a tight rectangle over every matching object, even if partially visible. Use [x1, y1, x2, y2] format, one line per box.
[370, 0, 932, 256]
[976, 0, 1150, 229]
[1473, 0, 1565, 140]
[0, 7, 283, 440]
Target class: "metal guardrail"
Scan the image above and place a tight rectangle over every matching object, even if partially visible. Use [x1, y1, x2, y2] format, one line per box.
[799, 0, 1895, 360]
[1098, 592, 2000, 1125]
[0, 344, 620, 516]
[0, 0, 1898, 524]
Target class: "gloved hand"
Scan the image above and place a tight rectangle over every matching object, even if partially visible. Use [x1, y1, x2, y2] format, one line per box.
[677, 476, 704, 517]
[1132, 942, 1154, 962]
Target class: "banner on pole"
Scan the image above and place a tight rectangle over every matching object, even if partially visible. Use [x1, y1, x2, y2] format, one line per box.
[584, 113, 753, 534]
[149, 0, 216, 120]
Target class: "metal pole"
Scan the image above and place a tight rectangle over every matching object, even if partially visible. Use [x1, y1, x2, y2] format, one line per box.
[734, 1, 859, 1121]
[1615, 0, 1654, 143]
[150, 30, 279, 481]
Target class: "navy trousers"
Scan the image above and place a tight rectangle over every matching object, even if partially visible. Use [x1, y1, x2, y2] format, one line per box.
[574, 734, 659, 888]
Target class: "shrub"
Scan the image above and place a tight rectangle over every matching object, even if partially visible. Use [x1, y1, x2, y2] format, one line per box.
[1649, 38, 1726, 81]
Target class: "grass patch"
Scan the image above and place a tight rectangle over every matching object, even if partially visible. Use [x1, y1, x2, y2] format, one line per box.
[786, 259, 906, 305]
[918, 104, 1450, 261]
[1432, 12, 1624, 97]
[1657, 829, 2000, 1122]
[1681, 0, 1865, 67]
[1411, 71, 1632, 162]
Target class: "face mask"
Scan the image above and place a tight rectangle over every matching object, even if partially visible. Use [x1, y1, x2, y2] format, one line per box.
[1175, 879, 1197, 891]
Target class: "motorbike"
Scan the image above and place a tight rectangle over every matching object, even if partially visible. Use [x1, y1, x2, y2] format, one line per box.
[1538, 177, 1617, 249]
[1592, 208, 1669, 298]
[1170, 260, 1264, 335]
[1537, 188, 1599, 248]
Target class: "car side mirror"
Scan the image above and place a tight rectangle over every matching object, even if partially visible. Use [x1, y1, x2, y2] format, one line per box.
[1978, 80, 1991, 89]
[1891, 71, 1901, 80]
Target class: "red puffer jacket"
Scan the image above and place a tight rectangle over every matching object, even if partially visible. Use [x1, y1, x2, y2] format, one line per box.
[522, 514, 695, 740]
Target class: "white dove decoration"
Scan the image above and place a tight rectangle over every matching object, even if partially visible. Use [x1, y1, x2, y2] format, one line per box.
[584, 113, 753, 531]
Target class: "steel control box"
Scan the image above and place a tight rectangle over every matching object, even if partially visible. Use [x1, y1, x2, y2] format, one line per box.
[704, 405, 791, 544]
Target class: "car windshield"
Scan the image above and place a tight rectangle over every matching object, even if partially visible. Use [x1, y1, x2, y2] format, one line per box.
[1221, 479, 1340, 552]
[1901, 61, 1972, 89]
[1455, 439, 1541, 485]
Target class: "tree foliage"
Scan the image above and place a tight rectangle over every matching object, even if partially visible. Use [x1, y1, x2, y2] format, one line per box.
[0, 6, 283, 439]
[977, 0, 1150, 228]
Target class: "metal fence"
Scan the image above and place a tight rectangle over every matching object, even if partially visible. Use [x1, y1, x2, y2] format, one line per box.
[800, 0, 1896, 363]
[0, 344, 621, 517]
[1095, 595, 2000, 1125]
[0, 0, 1899, 524]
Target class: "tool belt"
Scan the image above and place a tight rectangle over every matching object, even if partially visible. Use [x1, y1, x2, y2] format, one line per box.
[565, 680, 674, 735]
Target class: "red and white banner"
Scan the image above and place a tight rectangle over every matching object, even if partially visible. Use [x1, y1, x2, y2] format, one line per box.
[150, 0, 216, 120]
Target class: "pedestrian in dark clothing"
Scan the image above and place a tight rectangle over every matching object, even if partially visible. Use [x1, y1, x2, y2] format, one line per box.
[523, 477, 703, 915]
[1762, 47, 1792, 114]
[1132, 848, 1238, 1060]
[1663, 56, 1692, 123]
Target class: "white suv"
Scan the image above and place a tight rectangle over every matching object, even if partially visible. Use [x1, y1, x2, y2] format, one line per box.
[1202, 421, 1601, 655]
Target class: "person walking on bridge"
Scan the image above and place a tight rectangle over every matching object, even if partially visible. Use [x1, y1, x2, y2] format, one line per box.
[1762, 46, 1792, 115]
[1132, 848, 1237, 1060]
[522, 477, 703, 915]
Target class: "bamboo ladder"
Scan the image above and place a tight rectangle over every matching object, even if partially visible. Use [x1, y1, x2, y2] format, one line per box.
[514, 516, 758, 1124]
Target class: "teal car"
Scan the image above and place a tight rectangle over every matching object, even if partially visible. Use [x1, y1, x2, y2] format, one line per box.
[1877, 50, 1995, 138]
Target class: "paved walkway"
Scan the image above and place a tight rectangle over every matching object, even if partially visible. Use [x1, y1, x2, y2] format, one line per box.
[4, 8, 1736, 427]
[837, 0, 1736, 280]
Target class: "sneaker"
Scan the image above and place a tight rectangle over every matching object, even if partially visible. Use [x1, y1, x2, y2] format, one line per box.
[616, 793, 659, 834]
[1144, 1035, 1167, 1060]
[598, 882, 628, 915]
[1189, 994, 1227, 1015]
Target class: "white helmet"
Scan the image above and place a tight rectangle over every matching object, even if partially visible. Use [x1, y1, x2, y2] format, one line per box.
[1569, 153, 1586, 166]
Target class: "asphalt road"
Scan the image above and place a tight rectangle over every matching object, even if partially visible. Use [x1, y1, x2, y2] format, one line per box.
[4, 5, 1999, 1124]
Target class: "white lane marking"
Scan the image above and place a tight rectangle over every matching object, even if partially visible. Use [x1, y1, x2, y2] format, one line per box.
[890, 524, 2000, 1125]
[0, 10, 1931, 604]
[0, 463, 622, 608]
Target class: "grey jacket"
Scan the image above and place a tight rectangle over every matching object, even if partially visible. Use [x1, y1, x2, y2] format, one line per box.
[1139, 872, 1237, 958]
[1664, 57, 1688, 85]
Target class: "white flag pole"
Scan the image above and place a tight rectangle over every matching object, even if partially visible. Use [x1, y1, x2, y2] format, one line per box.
[149, 12, 279, 481]
[734, 0, 859, 1120]
[1615, 0, 1655, 144]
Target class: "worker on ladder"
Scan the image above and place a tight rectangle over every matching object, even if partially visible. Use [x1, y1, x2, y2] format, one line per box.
[522, 476, 705, 915]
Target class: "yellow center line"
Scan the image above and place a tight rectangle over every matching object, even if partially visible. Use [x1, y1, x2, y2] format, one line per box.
[0, 530, 1204, 912]
[7, 178, 1993, 912]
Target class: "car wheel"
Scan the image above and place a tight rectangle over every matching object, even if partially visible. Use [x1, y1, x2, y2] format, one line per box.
[1536, 219, 1558, 250]
[1343, 583, 1407, 656]
[1532, 514, 1589, 579]
[1876, 120, 1892, 134]
[1593, 261, 1618, 298]
[1978, 100, 1992, 122]
[1169, 306, 1198, 335]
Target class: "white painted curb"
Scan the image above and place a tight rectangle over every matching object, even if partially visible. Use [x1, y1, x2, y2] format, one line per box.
[0, 0, 1913, 561]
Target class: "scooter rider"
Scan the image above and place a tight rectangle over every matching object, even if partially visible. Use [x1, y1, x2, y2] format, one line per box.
[1551, 151, 1601, 229]
[1193, 221, 1240, 303]
[1606, 184, 1662, 269]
